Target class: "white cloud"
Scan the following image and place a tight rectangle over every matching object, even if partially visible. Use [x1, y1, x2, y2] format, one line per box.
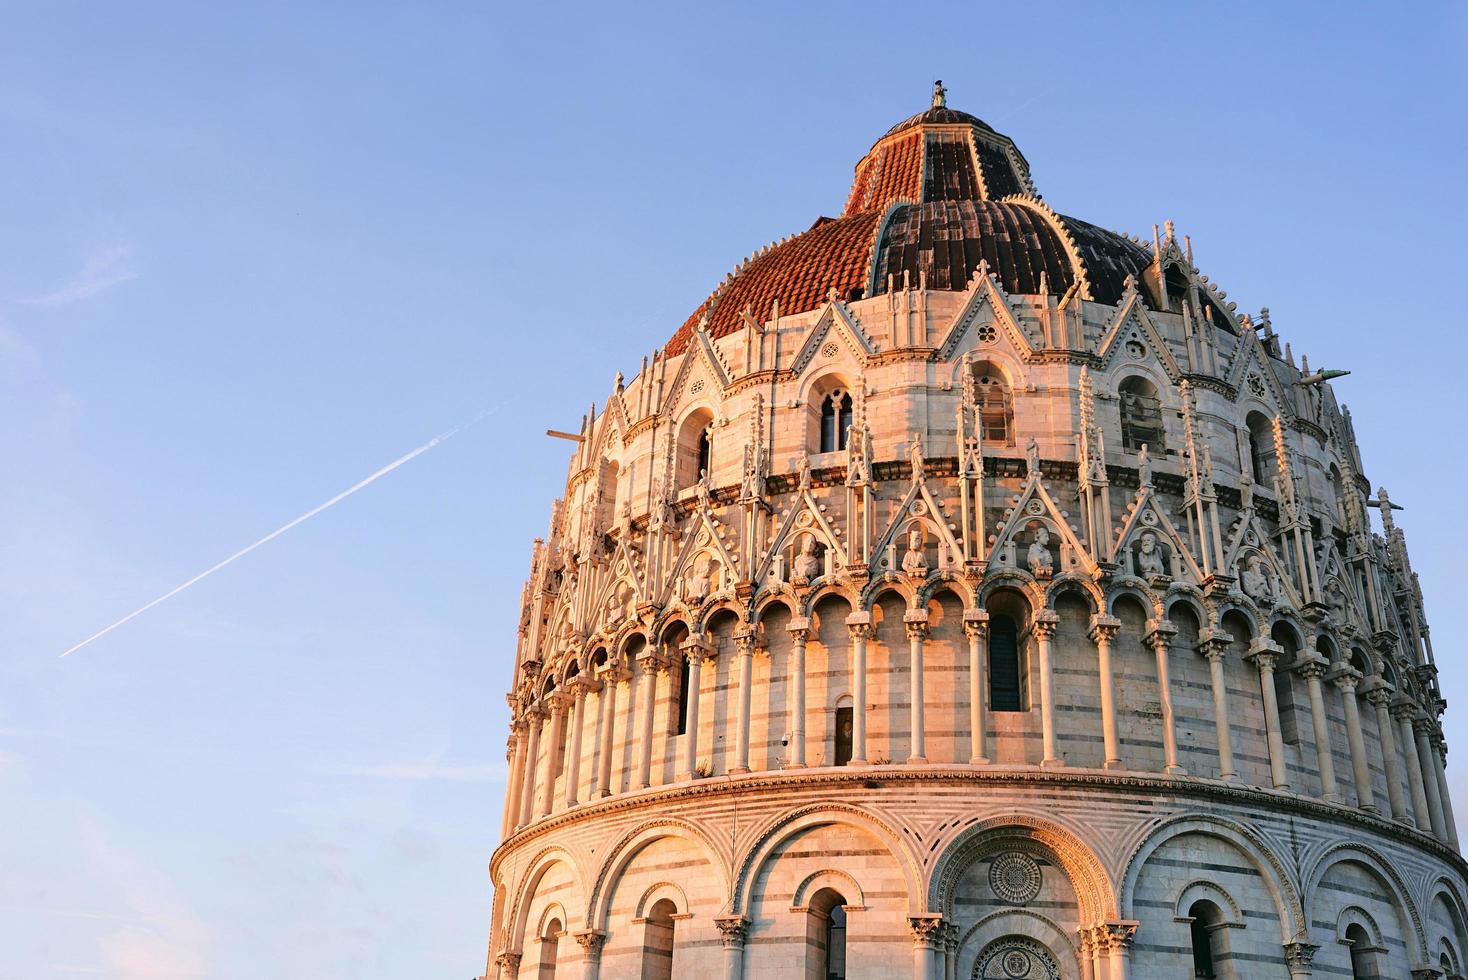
[25, 246, 138, 308]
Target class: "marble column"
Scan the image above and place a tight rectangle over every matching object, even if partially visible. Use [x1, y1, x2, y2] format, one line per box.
[682, 638, 709, 780]
[540, 694, 568, 817]
[502, 726, 525, 838]
[1199, 630, 1237, 780]
[714, 916, 749, 980]
[594, 662, 626, 798]
[1396, 701, 1432, 829]
[1101, 921, 1137, 980]
[1415, 718, 1449, 838]
[635, 653, 659, 790]
[847, 613, 873, 766]
[1365, 683, 1408, 821]
[1034, 612, 1061, 767]
[564, 680, 591, 807]
[965, 609, 990, 765]
[1298, 656, 1339, 802]
[731, 627, 757, 774]
[1330, 668, 1376, 812]
[1247, 638, 1290, 790]
[904, 610, 930, 764]
[909, 916, 944, 980]
[519, 706, 545, 827]
[1090, 614, 1123, 769]
[1145, 620, 1184, 775]
[787, 619, 810, 768]
[1433, 734, 1459, 847]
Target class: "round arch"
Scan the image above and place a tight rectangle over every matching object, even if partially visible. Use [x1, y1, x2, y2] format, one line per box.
[1302, 842, 1427, 963]
[586, 818, 728, 932]
[1119, 813, 1304, 941]
[508, 846, 586, 952]
[731, 803, 925, 916]
[928, 814, 1115, 924]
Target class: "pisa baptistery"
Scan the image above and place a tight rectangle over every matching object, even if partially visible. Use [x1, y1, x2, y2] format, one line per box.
[482, 84, 1464, 980]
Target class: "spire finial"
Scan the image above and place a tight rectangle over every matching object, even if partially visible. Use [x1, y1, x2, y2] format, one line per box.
[932, 79, 947, 108]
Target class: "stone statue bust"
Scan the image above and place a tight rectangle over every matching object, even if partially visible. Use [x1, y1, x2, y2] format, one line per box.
[792, 536, 821, 584]
[1241, 553, 1273, 602]
[901, 527, 928, 576]
[1136, 531, 1166, 579]
[1026, 526, 1053, 578]
[686, 557, 712, 604]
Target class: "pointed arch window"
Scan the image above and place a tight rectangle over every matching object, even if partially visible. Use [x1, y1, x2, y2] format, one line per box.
[805, 888, 848, 980]
[820, 390, 854, 453]
[1119, 375, 1165, 453]
[971, 362, 1013, 445]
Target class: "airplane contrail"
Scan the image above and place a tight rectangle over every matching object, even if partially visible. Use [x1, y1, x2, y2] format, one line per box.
[59, 406, 500, 659]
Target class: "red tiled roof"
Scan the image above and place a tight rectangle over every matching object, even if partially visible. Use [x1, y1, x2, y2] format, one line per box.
[666, 210, 884, 356]
[662, 103, 1153, 355]
[843, 131, 922, 217]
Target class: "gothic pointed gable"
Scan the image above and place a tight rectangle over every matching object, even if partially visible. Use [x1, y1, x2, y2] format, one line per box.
[985, 449, 1098, 578]
[1225, 327, 1293, 415]
[868, 461, 965, 576]
[1222, 495, 1304, 608]
[789, 295, 877, 378]
[661, 318, 734, 417]
[656, 503, 741, 607]
[1112, 483, 1205, 584]
[936, 260, 1032, 361]
[1094, 282, 1183, 383]
[754, 482, 845, 585]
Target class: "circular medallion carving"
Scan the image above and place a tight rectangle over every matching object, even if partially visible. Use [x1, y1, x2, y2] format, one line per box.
[975, 937, 1059, 980]
[988, 851, 1042, 905]
[1025, 499, 1044, 516]
[822, 341, 840, 358]
[1140, 508, 1157, 526]
[1247, 373, 1266, 398]
[977, 324, 997, 345]
[1125, 338, 1146, 360]
[690, 378, 706, 395]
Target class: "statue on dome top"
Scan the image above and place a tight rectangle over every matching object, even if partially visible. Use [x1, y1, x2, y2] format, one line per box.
[932, 80, 947, 108]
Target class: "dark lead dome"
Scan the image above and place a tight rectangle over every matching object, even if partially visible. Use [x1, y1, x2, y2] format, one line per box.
[665, 90, 1153, 356]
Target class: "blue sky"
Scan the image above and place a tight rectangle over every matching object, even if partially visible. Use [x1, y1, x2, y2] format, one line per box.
[1, 2, 1464, 977]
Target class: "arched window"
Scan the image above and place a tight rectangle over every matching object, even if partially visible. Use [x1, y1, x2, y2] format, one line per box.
[1188, 900, 1223, 978]
[989, 614, 1023, 712]
[641, 898, 678, 980]
[1119, 376, 1165, 453]
[677, 410, 715, 489]
[805, 888, 848, 980]
[971, 362, 1013, 445]
[819, 390, 853, 453]
[696, 428, 712, 480]
[1346, 922, 1381, 980]
[1246, 412, 1273, 486]
[834, 700, 854, 767]
[537, 916, 563, 979]
[674, 656, 691, 736]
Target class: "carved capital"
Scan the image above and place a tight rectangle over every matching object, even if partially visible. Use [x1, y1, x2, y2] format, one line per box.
[1088, 614, 1121, 646]
[1032, 611, 1059, 641]
[1144, 618, 1178, 649]
[494, 951, 521, 973]
[787, 616, 812, 644]
[572, 929, 605, 960]
[1094, 920, 1138, 951]
[1365, 684, 1395, 709]
[963, 607, 986, 639]
[1327, 665, 1363, 693]
[1246, 637, 1284, 672]
[1295, 654, 1329, 680]
[1282, 940, 1319, 971]
[1198, 629, 1233, 663]
[714, 915, 750, 948]
[908, 914, 945, 947]
[681, 634, 713, 664]
[1391, 697, 1421, 722]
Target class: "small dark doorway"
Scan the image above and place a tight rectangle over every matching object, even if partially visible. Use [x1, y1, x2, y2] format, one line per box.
[834, 706, 853, 766]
